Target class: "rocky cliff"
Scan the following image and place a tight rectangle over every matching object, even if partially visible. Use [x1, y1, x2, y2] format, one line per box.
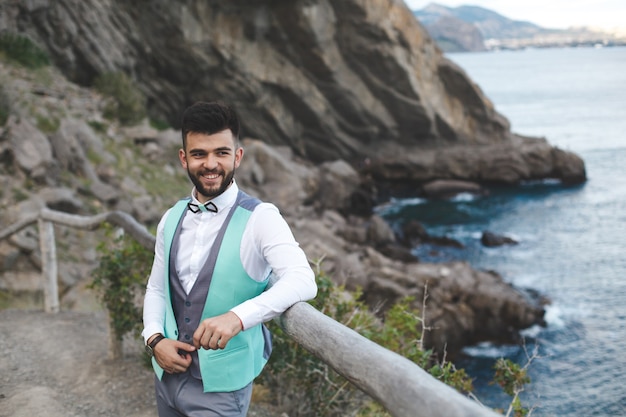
[0, 58, 544, 360]
[0, 0, 573, 358]
[2, 0, 585, 186]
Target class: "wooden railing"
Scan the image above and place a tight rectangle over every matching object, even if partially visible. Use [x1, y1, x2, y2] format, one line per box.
[0, 208, 155, 313]
[0, 208, 501, 417]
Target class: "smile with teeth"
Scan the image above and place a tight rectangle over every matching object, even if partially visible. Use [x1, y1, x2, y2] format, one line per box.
[203, 173, 220, 179]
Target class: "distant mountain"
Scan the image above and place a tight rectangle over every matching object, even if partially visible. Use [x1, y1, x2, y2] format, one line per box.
[417, 6, 487, 52]
[412, 3, 623, 52]
[438, 4, 551, 39]
[413, 3, 555, 52]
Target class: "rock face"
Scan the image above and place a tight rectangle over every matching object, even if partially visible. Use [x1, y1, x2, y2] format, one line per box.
[0, 59, 546, 358]
[0, 0, 564, 358]
[2, 0, 585, 187]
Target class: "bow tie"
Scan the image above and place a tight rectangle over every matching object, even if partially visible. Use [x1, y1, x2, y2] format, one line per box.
[187, 201, 218, 213]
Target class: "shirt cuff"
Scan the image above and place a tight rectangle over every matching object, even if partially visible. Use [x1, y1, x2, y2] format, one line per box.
[230, 303, 261, 331]
[142, 324, 165, 344]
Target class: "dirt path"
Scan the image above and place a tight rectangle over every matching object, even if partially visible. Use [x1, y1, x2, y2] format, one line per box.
[0, 309, 155, 417]
[0, 309, 275, 417]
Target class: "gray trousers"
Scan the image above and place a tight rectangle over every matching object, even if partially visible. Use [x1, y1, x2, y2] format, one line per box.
[155, 371, 253, 417]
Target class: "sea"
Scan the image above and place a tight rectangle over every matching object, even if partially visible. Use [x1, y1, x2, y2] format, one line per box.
[377, 46, 626, 416]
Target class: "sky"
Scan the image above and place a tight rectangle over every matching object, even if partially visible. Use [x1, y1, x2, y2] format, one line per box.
[403, 0, 626, 30]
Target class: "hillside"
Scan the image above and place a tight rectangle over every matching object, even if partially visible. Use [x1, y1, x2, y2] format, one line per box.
[414, 3, 626, 51]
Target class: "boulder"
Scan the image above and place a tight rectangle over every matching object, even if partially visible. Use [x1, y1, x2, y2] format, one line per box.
[422, 179, 486, 199]
[6, 117, 55, 182]
[481, 231, 518, 247]
[236, 139, 318, 216]
[37, 187, 83, 213]
[317, 160, 361, 213]
[362, 261, 546, 358]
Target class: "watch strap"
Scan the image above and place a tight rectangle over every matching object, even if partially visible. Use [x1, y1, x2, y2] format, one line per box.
[148, 334, 165, 349]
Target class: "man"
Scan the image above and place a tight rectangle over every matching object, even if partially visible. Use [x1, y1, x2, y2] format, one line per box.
[142, 101, 317, 417]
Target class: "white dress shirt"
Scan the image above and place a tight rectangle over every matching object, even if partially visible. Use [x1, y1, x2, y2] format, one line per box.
[142, 181, 317, 342]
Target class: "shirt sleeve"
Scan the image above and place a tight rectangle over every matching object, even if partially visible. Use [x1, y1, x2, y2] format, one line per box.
[230, 203, 317, 329]
[142, 210, 169, 343]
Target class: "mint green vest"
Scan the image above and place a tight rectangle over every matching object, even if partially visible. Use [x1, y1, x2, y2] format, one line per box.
[152, 195, 270, 392]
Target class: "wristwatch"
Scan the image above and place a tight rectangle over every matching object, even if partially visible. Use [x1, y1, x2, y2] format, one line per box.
[145, 334, 165, 357]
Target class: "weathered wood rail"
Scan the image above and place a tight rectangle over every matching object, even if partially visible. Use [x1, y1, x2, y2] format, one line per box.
[0, 208, 155, 313]
[0, 208, 501, 417]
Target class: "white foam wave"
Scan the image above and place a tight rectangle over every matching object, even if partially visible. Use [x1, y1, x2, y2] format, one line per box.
[543, 304, 566, 328]
[450, 192, 481, 202]
[374, 197, 427, 215]
[462, 342, 520, 358]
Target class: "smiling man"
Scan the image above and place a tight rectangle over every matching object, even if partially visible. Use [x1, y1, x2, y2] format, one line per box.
[142, 101, 317, 417]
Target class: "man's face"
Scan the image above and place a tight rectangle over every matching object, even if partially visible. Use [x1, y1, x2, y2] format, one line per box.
[179, 129, 243, 203]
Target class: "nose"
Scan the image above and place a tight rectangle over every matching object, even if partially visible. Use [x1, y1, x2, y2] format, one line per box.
[202, 154, 218, 170]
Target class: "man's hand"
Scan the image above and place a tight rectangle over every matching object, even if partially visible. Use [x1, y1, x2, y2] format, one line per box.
[193, 311, 243, 350]
[152, 338, 195, 374]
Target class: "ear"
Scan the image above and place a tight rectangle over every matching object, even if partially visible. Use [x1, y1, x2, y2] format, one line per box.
[179, 148, 187, 169]
[234, 146, 244, 169]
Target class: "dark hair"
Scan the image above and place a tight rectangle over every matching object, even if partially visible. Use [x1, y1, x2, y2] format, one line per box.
[181, 101, 240, 147]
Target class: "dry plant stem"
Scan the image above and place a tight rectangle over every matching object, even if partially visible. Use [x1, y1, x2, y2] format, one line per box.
[419, 281, 430, 350]
[504, 340, 541, 417]
[468, 392, 488, 408]
[322, 380, 351, 413]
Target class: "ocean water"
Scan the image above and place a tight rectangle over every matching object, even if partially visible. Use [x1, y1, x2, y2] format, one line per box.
[378, 47, 626, 416]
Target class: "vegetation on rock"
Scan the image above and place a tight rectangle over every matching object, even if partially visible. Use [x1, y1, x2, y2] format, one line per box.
[94, 72, 147, 126]
[0, 33, 50, 69]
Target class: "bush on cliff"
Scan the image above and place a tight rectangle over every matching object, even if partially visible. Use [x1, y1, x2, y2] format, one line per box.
[259, 261, 473, 416]
[0, 33, 50, 69]
[94, 71, 147, 126]
[90, 227, 152, 343]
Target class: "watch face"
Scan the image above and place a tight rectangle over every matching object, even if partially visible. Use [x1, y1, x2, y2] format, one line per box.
[145, 344, 154, 357]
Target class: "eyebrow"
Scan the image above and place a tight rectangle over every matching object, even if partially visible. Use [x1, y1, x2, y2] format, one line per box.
[188, 146, 233, 153]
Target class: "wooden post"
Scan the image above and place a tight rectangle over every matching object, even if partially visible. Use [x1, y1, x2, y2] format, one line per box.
[108, 311, 123, 360]
[38, 218, 59, 313]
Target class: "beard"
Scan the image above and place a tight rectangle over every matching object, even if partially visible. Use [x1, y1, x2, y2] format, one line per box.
[188, 167, 236, 200]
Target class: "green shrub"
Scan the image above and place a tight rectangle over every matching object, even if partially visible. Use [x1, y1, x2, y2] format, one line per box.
[0, 290, 10, 310]
[0, 107, 8, 126]
[88, 120, 108, 133]
[90, 228, 153, 341]
[492, 357, 533, 416]
[94, 72, 146, 126]
[149, 117, 170, 131]
[36, 114, 60, 133]
[0, 33, 50, 69]
[12, 186, 29, 202]
[260, 265, 474, 417]
[0, 87, 10, 126]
